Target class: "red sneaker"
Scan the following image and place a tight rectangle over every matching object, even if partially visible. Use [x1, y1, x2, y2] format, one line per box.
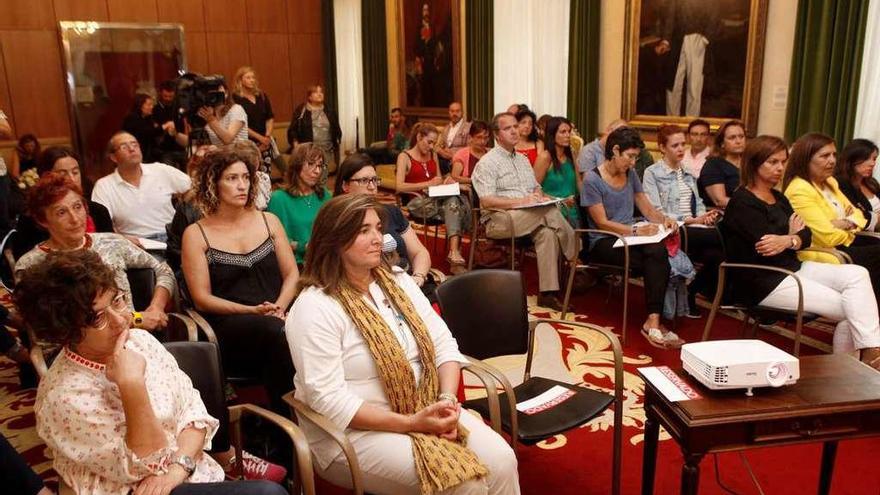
[239, 451, 287, 483]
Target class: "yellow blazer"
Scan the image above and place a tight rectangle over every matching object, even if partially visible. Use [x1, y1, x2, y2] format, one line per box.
[784, 176, 867, 264]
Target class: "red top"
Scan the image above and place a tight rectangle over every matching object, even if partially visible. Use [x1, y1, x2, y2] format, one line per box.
[517, 146, 539, 166]
[403, 151, 438, 183]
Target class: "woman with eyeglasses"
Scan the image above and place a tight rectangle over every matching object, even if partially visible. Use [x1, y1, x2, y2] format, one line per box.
[335, 154, 432, 286]
[267, 143, 332, 264]
[16, 250, 287, 495]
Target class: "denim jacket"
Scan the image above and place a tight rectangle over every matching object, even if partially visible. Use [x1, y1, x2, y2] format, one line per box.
[642, 160, 705, 220]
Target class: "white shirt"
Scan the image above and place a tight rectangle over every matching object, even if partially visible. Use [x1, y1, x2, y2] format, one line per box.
[206, 104, 249, 145]
[445, 119, 465, 148]
[285, 268, 466, 469]
[92, 162, 191, 238]
[869, 196, 880, 231]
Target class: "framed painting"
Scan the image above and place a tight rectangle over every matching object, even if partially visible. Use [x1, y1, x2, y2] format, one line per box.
[396, 0, 462, 120]
[622, 0, 769, 133]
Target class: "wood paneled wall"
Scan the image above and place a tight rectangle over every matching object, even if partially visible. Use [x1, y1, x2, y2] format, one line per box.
[0, 0, 324, 143]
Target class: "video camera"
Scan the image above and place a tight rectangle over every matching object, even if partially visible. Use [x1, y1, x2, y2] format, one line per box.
[175, 72, 226, 131]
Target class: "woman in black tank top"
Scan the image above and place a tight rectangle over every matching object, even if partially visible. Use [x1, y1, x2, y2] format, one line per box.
[182, 146, 299, 414]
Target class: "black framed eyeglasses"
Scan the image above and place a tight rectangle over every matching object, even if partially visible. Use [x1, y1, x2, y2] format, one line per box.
[348, 177, 382, 187]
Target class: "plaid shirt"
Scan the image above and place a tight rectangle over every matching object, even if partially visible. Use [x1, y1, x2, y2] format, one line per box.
[472, 145, 538, 201]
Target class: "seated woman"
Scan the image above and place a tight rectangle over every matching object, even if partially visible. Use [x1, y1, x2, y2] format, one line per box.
[783, 132, 880, 300]
[11, 146, 113, 259]
[534, 116, 581, 227]
[181, 146, 298, 412]
[335, 154, 432, 285]
[835, 138, 880, 232]
[581, 127, 684, 348]
[514, 108, 543, 166]
[698, 119, 747, 208]
[395, 123, 470, 267]
[15, 250, 287, 495]
[15, 172, 174, 331]
[267, 143, 331, 265]
[643, 124, 723, 317]
[722, 135, 880, 368]
[450, 120, 490, 193]
[286, 194, 519, 494]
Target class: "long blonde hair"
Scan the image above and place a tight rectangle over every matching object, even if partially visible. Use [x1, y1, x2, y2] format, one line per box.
[233, 66, 261, 96]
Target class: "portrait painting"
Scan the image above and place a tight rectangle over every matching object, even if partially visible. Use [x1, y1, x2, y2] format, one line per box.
[396, 0, 462, 119]
[623, 0, 768, 132]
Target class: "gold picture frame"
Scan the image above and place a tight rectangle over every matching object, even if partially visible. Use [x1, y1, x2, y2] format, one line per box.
[622, 0, 769, 133]
[395, 0, 463, 121]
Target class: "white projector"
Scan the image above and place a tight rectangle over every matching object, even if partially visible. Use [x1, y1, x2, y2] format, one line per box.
[681, 340, 799, 396]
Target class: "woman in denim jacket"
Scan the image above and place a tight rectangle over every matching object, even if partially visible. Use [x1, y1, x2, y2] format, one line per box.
[643, 124, 723, 317]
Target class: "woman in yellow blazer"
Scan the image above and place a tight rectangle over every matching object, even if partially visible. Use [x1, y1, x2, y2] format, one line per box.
[783, 132, 880, 299]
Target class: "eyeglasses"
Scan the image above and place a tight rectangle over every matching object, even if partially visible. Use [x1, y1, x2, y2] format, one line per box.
[348, 177, 382, 187]
[88, 291, 128, 330]
[305, 160, 325, 170]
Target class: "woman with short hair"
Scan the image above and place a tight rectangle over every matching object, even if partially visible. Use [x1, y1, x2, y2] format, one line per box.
[286, 194, 519, 494]
[16, 249, 287, 495]
[698, 119, 747, 208]
[723, 135, 880, 368]
[181, 145, 298, 412]
[288, 85, 342, 176]
[267, 143, 332, 264]
[835, 138, 880, 232]
[450, 120, 490, 190]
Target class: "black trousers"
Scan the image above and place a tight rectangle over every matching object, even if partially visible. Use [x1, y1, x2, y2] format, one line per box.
[683, 226, 724, 298]
[841, 235, 880, 300]
[0, 433, 44, 495]
[208, 314, 294, 415]
[589, 237, 670, 316]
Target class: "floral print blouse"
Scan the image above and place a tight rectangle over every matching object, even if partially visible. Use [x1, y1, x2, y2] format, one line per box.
[34, 330, 223, 494]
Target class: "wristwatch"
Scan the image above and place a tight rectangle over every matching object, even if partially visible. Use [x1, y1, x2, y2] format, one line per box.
[168, 453, 196, 475]
[131, 312, 144, 327]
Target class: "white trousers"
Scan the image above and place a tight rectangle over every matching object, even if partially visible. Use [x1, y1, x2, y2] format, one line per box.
[666, 33, 708, 117]
[759, 261, 880, 353]
[319, 410, 521, 495]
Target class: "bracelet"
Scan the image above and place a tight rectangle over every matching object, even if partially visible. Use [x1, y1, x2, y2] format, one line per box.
[790, 235, 798, 249]
[438, 392, 458, 404]
[412, 273, 426, 280]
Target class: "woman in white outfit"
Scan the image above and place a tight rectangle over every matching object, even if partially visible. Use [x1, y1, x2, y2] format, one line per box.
[286, 194, 520, 494]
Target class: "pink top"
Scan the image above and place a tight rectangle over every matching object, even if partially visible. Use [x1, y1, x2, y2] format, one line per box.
[682, 146, 711, 178]
[34, 330, 223, 494]
[402, 151, 438, 183]
[452, 147, 479, 178]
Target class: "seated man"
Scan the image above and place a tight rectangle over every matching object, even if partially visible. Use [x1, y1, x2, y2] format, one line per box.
[92, 131, 191, 243]
[435, 101, 471, 175]
[471, 112, 578, 310]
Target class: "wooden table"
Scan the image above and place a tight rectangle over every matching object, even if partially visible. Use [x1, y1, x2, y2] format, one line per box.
[639, 354, 880, 494]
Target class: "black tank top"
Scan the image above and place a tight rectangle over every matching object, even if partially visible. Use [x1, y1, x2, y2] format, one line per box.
[195, 212, 282, 307]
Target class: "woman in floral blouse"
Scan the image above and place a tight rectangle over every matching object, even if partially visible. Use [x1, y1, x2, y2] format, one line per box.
[15, 250, 285, 495]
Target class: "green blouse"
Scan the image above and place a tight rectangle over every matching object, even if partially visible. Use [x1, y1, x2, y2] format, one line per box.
[541, 159, 580, 227]
[267, 188, 332, 263]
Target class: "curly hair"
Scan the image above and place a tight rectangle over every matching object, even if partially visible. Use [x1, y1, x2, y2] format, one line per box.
[14, 250, 117, 345]
[192, 142, 260, 215]
[285, 142, 327, 198]
[26, 171, 85, 223]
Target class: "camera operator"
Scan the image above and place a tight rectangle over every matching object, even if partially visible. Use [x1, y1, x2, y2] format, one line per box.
[178, 82, 249, 146]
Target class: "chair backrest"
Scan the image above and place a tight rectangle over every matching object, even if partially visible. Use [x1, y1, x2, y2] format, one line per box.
[435, 269, 530, 360]
[163, 341, 227, 427]
[126, 268, 156, 311]
[0, 229, 17, 292]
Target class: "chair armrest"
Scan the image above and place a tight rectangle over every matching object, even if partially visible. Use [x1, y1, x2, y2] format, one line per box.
[572, 228, 630, 271]
[282, 392, 365, 495]
[184, 308, 219, 344]
[460, 359, 503, 435]
[800, 246, 852, 264]
[462, 356, 519, 449]
[166, 312, 199, 342]
[856, 230, 880, 242]
[229, 403, 316, 495]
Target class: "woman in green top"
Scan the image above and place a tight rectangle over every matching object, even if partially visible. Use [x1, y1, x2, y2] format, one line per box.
[534, 117, 581, 227]
[267, 143, 331, 263]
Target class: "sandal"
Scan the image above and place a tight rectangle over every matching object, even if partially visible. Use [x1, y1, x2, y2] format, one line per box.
[641, 326, 686, 350]
[446, 253, 466, 265]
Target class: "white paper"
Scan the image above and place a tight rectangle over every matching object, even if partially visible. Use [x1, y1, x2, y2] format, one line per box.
[612, 221, 684, 248]
[138, 238, 167, 251]
[515, 385, 572, 412]
[511, 195, 571, 209]
[640, 366, 691, 402]
[428, 183, 461, 197]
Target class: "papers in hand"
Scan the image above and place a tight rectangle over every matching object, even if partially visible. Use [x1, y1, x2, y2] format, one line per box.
[428, 182, 461, 197]
[511, 195, 571, 209]
[613, 221, 683, 248]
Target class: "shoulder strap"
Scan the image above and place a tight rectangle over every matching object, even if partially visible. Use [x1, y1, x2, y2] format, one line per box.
[195, 222, 211, 248]
[260, 212, 274, 239]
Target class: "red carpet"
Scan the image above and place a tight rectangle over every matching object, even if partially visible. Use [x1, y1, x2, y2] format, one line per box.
[3, 239, 880, 494]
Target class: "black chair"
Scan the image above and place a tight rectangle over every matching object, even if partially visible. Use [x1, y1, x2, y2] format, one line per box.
[163, 341, 315, 495]
[126, 267, 157, 314]
[436, 269, 624, 495]
[0, 228, 17, 292]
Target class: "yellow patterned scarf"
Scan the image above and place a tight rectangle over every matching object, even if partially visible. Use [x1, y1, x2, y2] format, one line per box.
[336, 268, 488, 493]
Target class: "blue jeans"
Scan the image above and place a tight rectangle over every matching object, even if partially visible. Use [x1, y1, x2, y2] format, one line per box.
[171, 480, 286, 495]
